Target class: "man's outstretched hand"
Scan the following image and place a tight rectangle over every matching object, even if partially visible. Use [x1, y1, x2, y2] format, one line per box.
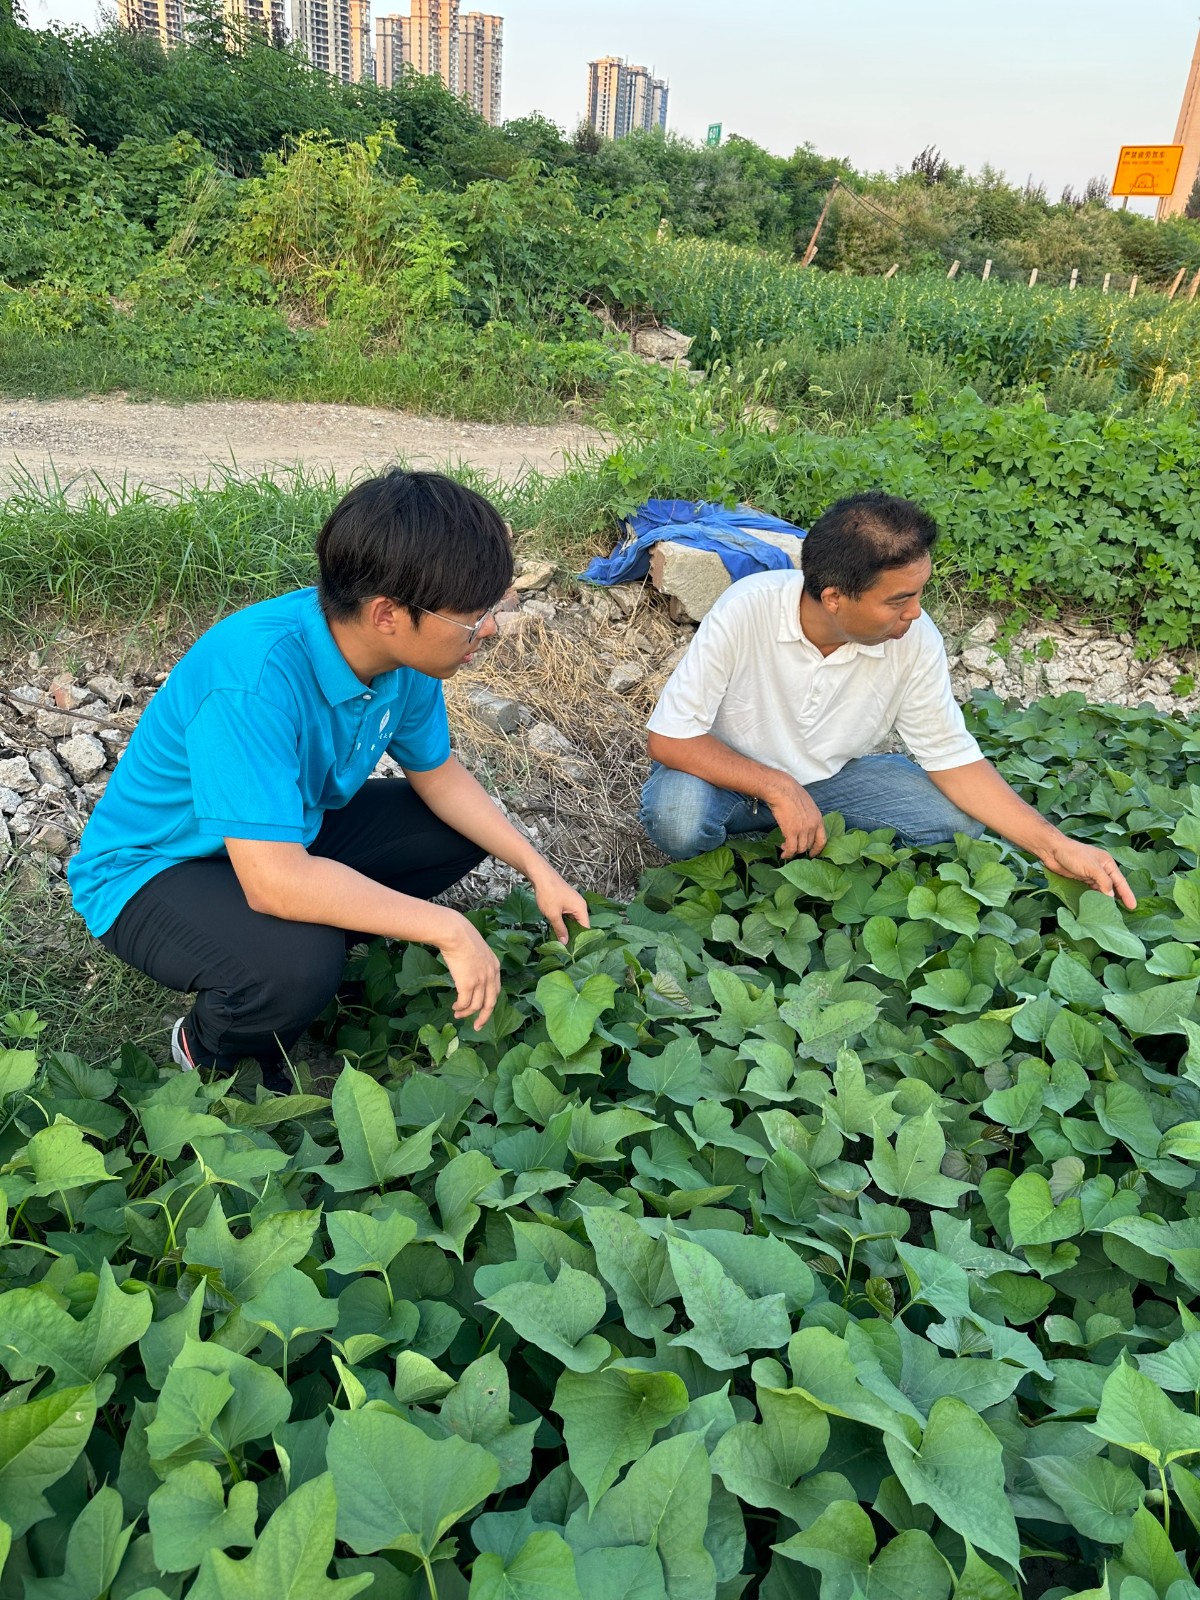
[1039, 837, 1136, 909]
[768, 777, 827, 860]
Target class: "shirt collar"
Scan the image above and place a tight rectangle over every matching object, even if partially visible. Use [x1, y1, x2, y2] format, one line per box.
[300, 588, 401, 706]
[776, 574, 888, 659]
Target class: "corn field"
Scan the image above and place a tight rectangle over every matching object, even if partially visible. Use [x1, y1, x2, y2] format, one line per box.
[657, 240, 1200, 393]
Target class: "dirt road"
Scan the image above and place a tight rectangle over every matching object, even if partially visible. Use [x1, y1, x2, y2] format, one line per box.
[0, 395, 605, 495]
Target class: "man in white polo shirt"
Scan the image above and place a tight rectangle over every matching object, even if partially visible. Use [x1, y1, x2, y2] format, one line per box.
[641, 490, 1133, 905]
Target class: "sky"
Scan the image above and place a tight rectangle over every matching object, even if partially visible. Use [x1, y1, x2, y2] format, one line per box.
[26, 0, 1200, 202]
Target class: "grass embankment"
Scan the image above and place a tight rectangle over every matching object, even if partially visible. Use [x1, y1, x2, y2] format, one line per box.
[4, 386, 1200, 648]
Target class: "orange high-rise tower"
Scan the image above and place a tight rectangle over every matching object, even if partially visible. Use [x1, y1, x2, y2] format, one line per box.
[1158, 26, 1200, 218]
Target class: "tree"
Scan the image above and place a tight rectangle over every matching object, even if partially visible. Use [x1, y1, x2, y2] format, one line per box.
[911, 144, 950, 185]
[1185, 171, 1200, 221]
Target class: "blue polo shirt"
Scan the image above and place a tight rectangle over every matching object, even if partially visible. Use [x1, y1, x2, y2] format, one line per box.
[68, 587, 452, 936]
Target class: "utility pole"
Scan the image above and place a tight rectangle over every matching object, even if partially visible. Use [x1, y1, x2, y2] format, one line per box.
[800, 180, 839, 267]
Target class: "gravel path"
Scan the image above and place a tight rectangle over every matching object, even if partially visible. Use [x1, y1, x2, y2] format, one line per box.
[0, 395, 606, 495]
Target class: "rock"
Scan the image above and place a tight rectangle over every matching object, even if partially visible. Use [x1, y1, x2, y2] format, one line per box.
[513, 560, 556, 594]
[521, 599, 557, 622]
[660, 642, 692, 674]
[6, 686, 43, 718]
[558, 758, 592, 786]
[28, 749, 69, 789]
[7, 801, 38, 839]
[962, 616, 998, 647]
[467, 688, 527, 735]
[50, 677, 93, 710]
[649, 526, 804, 623]
[1092, 670, 1129, 702]
[631, 325, 693, 366]
[527, 722, 578, 758]
[606, 662, 646, 693]
[495, 609, 532, 637]
[82, 778, 109, 803]
[0, 756, 36, 796]
[494, 586, 521, 615]
[0, 785, 21, 814]
[34, 709, 74, 737]
[56, 734, 107, 783]
[961, 645, 1002, 678]
[29, 821, 71, 856]
[625, 630, 654, 656]
[607, 584, 645, 618]
[0, 813, 10, 852]
[87, 675, 135, 709]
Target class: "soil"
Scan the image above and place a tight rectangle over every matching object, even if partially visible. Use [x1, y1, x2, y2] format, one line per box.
[0, 394, 605, 495]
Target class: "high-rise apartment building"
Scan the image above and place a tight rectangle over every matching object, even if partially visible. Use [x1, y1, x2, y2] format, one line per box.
[118, 0, 287, 48]
[118, 0, 187, 44]
[290, 0, 370, 81]
[1159, 26, 1200, 219]
[458, 11, 502, 125]
[586, 55, 668, 140]
[375, 0, 503, 123]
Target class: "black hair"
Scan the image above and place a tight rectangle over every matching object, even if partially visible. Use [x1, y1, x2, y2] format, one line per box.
[800, 490, 938, 602]
[316, 469, 514, 622]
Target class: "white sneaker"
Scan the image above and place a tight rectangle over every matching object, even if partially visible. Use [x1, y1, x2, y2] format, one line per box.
[171, 1018, 197, 1072]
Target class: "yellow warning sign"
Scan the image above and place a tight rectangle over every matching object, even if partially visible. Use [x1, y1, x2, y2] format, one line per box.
[1111, 145, 1184, 197]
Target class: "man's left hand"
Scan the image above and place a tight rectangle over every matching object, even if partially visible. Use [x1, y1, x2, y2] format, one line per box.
[529, 864, 591, 943]
[1039, 838, 1136, 909]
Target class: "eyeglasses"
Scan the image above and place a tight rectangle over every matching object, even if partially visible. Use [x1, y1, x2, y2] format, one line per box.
[417, 606, 496, 644]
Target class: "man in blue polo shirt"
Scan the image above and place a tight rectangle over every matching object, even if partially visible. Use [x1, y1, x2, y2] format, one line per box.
[69, 470, 587, 1088]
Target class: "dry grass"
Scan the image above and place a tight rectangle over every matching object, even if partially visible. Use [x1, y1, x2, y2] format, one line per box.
[444, 580, 685, 899]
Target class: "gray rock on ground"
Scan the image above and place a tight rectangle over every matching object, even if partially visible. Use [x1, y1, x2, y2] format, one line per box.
[56, 734, 107, 784]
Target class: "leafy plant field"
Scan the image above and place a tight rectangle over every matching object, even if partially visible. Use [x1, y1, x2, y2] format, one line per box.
[660, 240, 1200, 393]
[6, 693, 1200, 1598]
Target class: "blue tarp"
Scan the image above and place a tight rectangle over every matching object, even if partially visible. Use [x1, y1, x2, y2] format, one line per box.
[580, 499, 807, 587]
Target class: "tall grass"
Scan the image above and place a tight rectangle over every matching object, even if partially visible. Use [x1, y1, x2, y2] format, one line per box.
[0, 455, 622, 634]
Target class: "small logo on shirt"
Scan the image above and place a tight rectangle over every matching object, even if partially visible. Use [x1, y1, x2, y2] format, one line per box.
[379, 711, 391, 735]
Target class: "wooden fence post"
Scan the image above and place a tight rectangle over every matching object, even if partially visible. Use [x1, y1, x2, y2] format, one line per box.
[947, 260, 960, 279]
[1129, 275, 1138, 298]
[1102, 273, 1111, 294]
[1028, 268, 1038, 287]
[1169, 266, 1187, 299]
[982, 259, 992, 281]
[1188, 267, 1200, 301]
[1069, 268, 1079, 291]
[883, 263, 899, 279]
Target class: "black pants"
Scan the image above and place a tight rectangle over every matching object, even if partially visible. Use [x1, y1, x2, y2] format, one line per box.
[99, 779, 485, 1073]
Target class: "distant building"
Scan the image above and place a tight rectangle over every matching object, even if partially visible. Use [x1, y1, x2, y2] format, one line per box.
[586, 55, 668, 140]
[290, 0, 370, 81]
[459, 11, 502, 125]
[1159, 25, 1200, 220]
[118, 0, 186, 44]
[118, 0, 287, 49]
[375, 0, 503, 122]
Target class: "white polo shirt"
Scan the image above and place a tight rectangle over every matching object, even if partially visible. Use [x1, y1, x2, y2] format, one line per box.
[647, 571, 981, 785]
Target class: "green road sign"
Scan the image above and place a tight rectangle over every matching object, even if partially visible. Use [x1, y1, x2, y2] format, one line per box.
[706, 123, 722, 147]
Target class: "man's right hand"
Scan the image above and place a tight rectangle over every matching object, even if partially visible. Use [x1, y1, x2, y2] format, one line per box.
[766, 778, 827, 860]
[438, 912, 502, 1029]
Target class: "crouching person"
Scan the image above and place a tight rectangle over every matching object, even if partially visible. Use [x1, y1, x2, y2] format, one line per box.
[640, 490, 1132, 904]
[68, 470, 588, 1089]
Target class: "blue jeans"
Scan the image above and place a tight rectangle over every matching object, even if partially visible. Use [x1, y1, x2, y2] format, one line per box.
[639, 754, 984, 860]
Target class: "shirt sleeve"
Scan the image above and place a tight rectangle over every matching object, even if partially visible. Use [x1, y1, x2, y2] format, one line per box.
[892, 621, 982, 773]
[647, 601, 740, 740]
[387, 676, 452, 772]
[185, 689, 309, 841]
